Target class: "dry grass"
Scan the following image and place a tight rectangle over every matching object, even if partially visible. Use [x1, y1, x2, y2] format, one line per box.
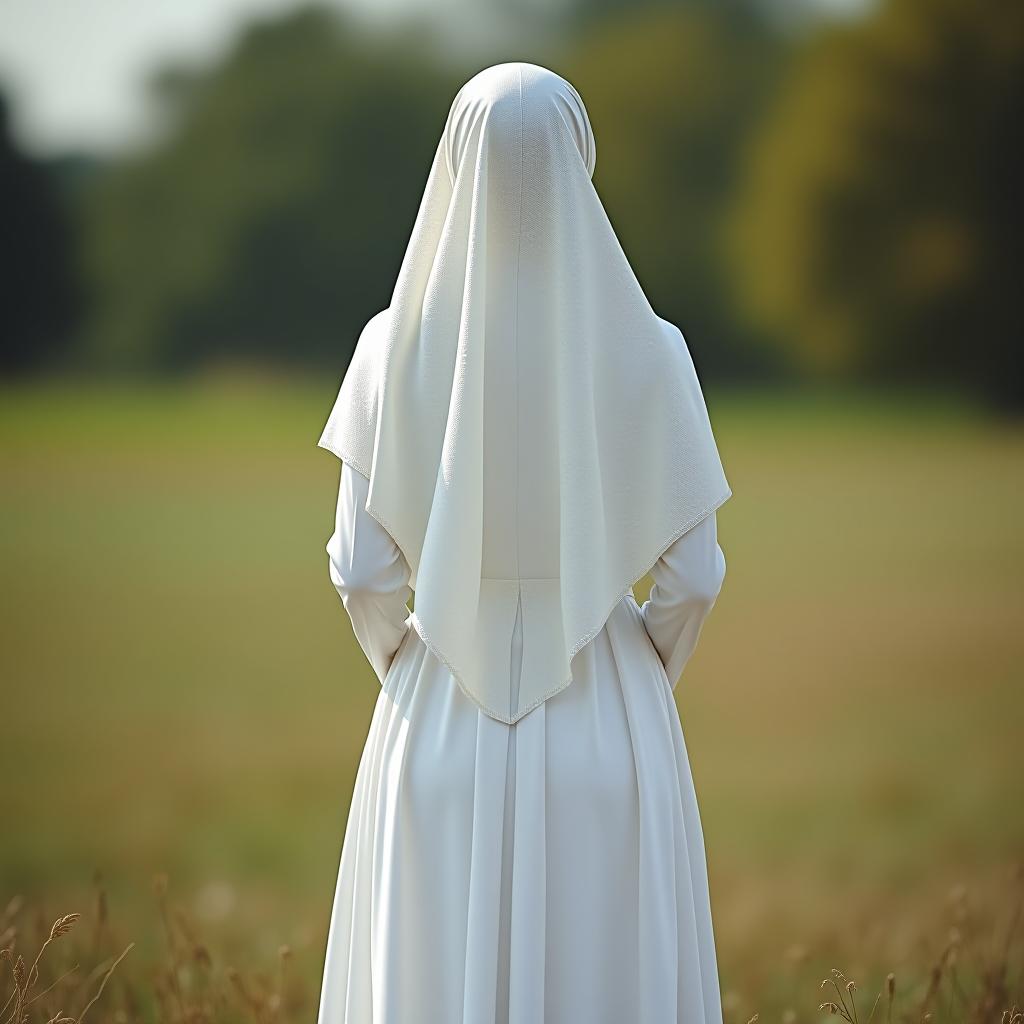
[0, 875, 306, 1024]
[0, 901, 130, 1024]
[2, 869, 1020, 1023]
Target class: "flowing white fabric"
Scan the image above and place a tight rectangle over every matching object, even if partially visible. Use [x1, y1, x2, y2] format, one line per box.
[317, 462, 727, 1024]
[317, 62, 731, 723]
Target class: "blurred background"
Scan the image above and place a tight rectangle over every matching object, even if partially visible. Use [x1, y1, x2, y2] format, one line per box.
[0, 0, 1021, 1019]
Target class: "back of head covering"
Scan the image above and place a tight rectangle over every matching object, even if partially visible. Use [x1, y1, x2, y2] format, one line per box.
[318, 62, 731, 723]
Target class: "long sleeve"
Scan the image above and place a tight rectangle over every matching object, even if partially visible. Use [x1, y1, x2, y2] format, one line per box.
[327, 461, 413, 684]
[639, 512, 726, 688]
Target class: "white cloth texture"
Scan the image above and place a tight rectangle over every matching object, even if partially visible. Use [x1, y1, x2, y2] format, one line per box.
[316, 461, 727, 1024]
[317, 61, 731, 723]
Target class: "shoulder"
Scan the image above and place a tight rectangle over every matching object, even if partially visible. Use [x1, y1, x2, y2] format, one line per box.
[345, 308, 391, 378]
[655, 316, 688, 347]
[358, 308, 391, 345]
[651, 317, 698, 376]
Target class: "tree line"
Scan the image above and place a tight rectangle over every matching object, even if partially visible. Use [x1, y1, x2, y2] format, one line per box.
[2, 0, 1020, 407]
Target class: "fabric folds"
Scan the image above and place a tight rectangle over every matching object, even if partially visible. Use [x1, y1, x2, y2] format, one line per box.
[317, 461, 728, 1024]
[315, 591, 725, 1024]
[317, 62, 731, 723]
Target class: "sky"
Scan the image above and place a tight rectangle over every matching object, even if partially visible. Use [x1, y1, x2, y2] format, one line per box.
[0, 0, 412, 154]
[0, 0, 869, 157]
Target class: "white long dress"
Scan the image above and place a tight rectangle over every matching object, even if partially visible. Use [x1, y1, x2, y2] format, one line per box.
[316, 461, 728, 1024]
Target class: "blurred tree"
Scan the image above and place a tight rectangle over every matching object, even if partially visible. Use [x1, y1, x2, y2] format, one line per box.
[0, 93, 79, 373]
[727, 0, 1024, 407]
[78, 1, 789, 380]
[80, 7, 460, 371]
[566, 4, 785, 380]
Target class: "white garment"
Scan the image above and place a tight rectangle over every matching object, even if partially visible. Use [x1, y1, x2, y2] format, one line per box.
[317, 62, 731, 723]
[316, 461, 727, 1024]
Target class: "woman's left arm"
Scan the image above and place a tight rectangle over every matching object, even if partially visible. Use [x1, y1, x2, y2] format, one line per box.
[640, 511, 727, 688]
[327, 461, 413, 683]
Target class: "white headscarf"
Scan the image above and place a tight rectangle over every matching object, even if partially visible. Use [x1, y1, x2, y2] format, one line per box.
[318, 62, 731, 723]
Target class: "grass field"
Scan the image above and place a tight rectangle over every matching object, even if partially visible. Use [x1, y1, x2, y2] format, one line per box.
[1, 378, 1022, 1020]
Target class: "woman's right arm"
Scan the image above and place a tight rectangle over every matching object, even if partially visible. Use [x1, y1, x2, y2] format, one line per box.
[327, 461, 413, 683]
[639, 512, 726, 688]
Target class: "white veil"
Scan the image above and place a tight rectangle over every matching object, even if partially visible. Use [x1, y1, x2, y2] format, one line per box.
[318, 62, 731, 723]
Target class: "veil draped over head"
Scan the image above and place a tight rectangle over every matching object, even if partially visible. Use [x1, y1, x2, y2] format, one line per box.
[318, 62, 731, 723]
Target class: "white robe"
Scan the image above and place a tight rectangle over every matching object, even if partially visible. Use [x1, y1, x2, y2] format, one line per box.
[316, 461, 728, 1024]
[318, 63, 732, 725]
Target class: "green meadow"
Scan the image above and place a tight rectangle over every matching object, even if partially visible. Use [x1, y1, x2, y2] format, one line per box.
[1, 381, 1022, 1017]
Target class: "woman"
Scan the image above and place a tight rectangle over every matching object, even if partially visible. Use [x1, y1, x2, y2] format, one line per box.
[315, 63, 732, 1024]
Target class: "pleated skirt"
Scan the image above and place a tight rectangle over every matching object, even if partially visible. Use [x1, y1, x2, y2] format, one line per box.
[316, 593, 724, 1024]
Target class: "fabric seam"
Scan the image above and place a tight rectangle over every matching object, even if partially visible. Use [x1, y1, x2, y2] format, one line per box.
[512, 64, 524, 583]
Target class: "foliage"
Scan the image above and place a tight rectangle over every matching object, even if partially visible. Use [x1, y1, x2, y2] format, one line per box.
[565, 4, 786, 380]
[70, 3, 784, 378]
[3, 0, 1022, 400]
[727, 0, 1024, 407]
[79, 8, 460, 372]
[0, 96, 79, 373]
